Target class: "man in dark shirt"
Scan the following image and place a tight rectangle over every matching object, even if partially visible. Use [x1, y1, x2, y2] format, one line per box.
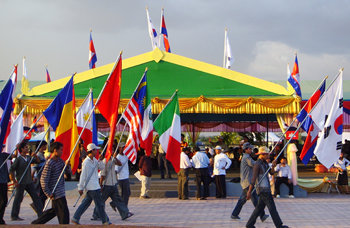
[32, 142, 70, 224]
[246, 146, 288, 228]
[0, 146, 10, 225]
[9, 141, 43, 220]
[139, 152, 152, 199]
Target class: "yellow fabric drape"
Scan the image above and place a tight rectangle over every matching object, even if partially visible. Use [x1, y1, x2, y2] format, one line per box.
[297, 177, 329, 193]
[14, 95, 300, 115]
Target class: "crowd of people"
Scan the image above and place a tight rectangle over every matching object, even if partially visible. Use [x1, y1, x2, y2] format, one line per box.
[0, 134, 349, 227]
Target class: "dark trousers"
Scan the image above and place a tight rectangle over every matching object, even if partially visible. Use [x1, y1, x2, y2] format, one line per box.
[215, 175, 226, 198]
[11, 182, 43, 218]
[232, 187, 266, 219]
[158, 153, 171, 178]
[118, 179, 131, 206]
[92, 185, 129, 220]
[195, 168, 209, 198]
[0, 183, 7, 224]
[275, 177, 293, 196]
[177, 169, 189, 199]
[73, 189, 108, 224]
[246, 192, 283, 228]
[31, 197, 69, 224]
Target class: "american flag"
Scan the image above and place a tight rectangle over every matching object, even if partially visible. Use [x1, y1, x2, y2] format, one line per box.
[122, 73, 148, 164]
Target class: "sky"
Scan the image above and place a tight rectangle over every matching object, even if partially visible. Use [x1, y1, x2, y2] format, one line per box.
[0, 0, 349, 83]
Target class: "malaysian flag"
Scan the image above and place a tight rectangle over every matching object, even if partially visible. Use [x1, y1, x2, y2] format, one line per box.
[122, 71, 149, 164]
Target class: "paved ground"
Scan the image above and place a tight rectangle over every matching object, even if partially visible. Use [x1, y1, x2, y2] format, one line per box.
[3, 192, 350, 227]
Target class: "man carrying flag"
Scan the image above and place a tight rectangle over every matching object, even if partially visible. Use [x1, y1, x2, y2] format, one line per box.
[153, 91, 181, 173]
[89, 29, 97, 69]
[159, 8, 171, 53]
[43, 75, 80, 174]
[287, 54, 302, 98]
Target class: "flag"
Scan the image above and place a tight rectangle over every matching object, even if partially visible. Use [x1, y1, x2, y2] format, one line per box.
[153, 91, 181, 173]
[76, 90, 98, 150]
[146, 7, 158, 50]
[46, 67, 51, 83]
[160, 8, 171, 53]
[296, 79, 326, 131]
[96, 54, 122, 162]
[0, 65, 17, 147]
[89, 31, 97, 69]
[299, 115, 320, 165]
[224, 29, 233, 69]
[5, 108, 24, 155]
[286, 63, 294, 94]
[287, 55, 302, 98]
[122, 70, 153, 164]
[21, 57, 30, 95]
[43, 75, 80, 174]
[310, 70, 343, 168]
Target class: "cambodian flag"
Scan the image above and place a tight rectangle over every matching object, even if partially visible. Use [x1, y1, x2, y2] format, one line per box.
[296, 80, 326, 131]
[160, 9, 171, 53]
[288, 55, 302, 98]
[0, 65, 17, 147]
[89, 31, 97, 69]
[46, 67, 51, 83]
[300, 116, 320, 165]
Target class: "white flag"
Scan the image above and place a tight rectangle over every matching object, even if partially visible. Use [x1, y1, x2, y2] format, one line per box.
[146, 8, 158, 50]
[5, 109, 24, 154]
[224, 30, 233, 69]
[76, 91, 95, 148]
[310, 70, 343, 168]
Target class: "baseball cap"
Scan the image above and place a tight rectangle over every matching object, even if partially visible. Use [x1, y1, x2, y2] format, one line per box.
[87, 143, 100, 152]
[243, 142, 254, 150]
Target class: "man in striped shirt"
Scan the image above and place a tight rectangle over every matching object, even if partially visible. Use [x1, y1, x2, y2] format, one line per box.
[31, 142, 70, 224]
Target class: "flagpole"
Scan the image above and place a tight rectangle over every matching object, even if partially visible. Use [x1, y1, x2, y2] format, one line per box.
[0, 106, 43, 170]
[158, 8, 163, 49]
[266, 75, 328, 157]
[44, 52, 123, 210]
[252, 68, 343, 194]
[154, 90, 178, 123]
[7, 126, 50, 206]
[223, 28, 227, 68]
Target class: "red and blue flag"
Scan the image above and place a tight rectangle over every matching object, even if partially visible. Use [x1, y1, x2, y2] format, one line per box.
[299, 116, 320, 165]
[89, 31, 97, 69]
[288, 55, 302, 98]
[161, 9, 171, 53]
[46, 67, 51, 83]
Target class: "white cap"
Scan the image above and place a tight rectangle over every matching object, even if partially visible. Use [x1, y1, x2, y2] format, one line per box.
[215, 145, 222, 151]
[87, 143, 100, 152]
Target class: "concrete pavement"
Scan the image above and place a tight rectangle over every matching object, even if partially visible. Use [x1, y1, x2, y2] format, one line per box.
[3, 193, 350, 227]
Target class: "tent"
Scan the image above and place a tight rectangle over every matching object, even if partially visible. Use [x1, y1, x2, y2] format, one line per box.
[14, 48, 300, 132]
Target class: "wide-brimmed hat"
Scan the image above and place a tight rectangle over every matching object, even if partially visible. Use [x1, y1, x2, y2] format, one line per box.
[256, 146, 269, 155]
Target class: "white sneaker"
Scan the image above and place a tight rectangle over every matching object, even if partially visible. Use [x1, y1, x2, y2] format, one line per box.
[276, 195, 280, 198]
[289, 195, 295, 198]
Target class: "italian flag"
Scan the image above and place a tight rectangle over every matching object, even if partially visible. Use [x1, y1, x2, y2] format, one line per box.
[153, 91, 181, 173]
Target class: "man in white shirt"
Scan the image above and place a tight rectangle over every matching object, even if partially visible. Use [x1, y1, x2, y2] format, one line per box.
[116, 143, 131, 206]
[213, 145, 232, 198]
[274, 157, 294, 198]
[178, 147, 192, 200]
[191, 147, 210, 200]
[71, 143, 110, 225]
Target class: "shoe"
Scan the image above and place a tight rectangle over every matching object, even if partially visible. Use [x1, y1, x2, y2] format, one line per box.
[261, 214, 269, 222]
[196, 197, 201, 200]
[71, 219, 80, 225]
[182, 197, 189, 200]
[122, 212, 134, 220]
[200, 197, 207, 200]
[289, 195, 295, 198]
[103, 221, 112, 225]
[276, 194, 280, 198]
[231, 215, 241, 220]
[110, 202, 116, 212]
[91, 217, 101, 221]
[11, 217, 24, 221]
[140, 195, 151, 199]
[279, 225, 289, 228]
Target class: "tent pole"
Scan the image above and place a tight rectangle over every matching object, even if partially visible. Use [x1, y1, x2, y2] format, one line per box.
[266, 117, 269, 147]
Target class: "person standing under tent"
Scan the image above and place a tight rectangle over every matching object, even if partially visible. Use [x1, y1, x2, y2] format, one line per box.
[139, 150, 152, 199]
[213, 145, 232, 198]
[178, 147, 192, 200]
[191, 146, 210, 200]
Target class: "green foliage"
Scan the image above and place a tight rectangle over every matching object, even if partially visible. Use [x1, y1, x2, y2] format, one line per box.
[219, 132, 242, 146]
